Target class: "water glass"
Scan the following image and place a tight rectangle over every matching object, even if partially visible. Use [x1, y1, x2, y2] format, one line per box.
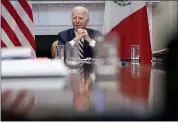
[55, 45, 64, 60]
[64, 42, 80, 68]
[131, 45, 139, 61]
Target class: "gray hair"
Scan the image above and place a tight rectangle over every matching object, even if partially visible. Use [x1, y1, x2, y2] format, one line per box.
[72, 6, 89, 20]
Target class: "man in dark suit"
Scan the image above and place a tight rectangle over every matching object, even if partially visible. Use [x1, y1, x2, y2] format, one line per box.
[57, 6, 102, 59]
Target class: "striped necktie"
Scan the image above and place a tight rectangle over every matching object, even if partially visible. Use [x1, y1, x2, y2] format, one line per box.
[79, 64, 84, 81]
[78, 39, 84, 81]
[78, 39, 84, 59]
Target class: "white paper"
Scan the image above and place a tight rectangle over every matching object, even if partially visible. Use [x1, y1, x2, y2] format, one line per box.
[2, 59, 71, 77]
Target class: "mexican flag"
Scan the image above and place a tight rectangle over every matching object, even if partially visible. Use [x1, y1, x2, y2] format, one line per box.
[103, 1, 152, 64]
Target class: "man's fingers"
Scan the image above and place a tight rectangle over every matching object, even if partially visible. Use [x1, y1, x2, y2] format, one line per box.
[77, 28, 84, 32]
[78, 33, 85, 39]
[77, 29, 86, 34]
[77, 29, 83, 34]
[76, 29, 88, 40]
[83, 32, 87, 36]
[79, 32, 85, 36]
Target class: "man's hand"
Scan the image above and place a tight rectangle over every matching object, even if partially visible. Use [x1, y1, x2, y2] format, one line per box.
[74, 29, 92, 43]
[82, 29, 92, 43]
[73, 29, 85, 42]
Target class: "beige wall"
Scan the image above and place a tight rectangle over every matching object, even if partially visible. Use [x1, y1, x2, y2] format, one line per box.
[152, 1, 177, 52]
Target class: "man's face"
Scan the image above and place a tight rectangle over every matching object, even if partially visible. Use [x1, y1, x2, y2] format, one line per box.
[72, 9, 89, 31]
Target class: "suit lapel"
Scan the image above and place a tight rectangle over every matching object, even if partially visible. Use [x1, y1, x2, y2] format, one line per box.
[69, 28, 75, 41]
[86, 28, 92, 38]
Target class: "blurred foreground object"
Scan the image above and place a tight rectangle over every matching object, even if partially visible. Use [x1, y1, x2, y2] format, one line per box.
[162, 35, 177, 120]
[1, 89, 35, 120]
[2, 59, 70, 90]
[95, 32, 119, 82]
[2, 59, 70, 77]
[1, 58, 70, 119]
[1, 47, 33, 59]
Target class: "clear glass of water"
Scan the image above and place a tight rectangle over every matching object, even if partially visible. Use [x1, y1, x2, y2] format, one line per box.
[64, 42, 80, 68]
[131, 45, 139, 61]
[55, 45, 64, 60]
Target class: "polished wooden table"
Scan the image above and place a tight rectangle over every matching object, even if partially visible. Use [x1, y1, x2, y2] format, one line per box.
[2, 61, 166, 121]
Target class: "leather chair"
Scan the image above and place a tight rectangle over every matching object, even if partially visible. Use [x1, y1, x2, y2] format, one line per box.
[51, 40, 58, 58]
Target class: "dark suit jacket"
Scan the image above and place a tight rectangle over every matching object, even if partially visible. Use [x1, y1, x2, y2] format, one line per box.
[57, 28, 102, 58]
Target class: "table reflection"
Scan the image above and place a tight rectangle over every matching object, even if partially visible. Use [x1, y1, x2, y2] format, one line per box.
[2, 61, 166, 120]
[67, 61, 162, 114]
[73, 80, 90, 112]
[119, 63, 151, 105]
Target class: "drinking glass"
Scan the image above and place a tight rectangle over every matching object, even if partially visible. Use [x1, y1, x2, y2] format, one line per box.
[131, 45, 139, 61]
[55, 45, 64, 60]
[64, 42, 81, 68]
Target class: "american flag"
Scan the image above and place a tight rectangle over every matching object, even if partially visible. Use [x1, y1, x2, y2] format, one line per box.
[1, 0, 36, 57]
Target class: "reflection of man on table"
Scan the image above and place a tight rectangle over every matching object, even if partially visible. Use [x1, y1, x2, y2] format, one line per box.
[52, 6, 102, 58]
[73, 80, 90, 112]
